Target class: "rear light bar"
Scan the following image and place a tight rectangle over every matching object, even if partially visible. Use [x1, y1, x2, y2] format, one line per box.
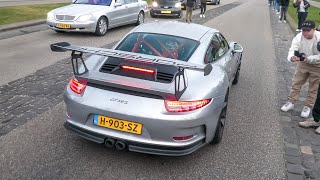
[165, 99, 211, 112]
[69, 77, 87, 94]
[121, 65, 154, 74]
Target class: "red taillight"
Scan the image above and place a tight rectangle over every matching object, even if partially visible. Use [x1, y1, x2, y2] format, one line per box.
[164, 99, 211, 112]
[121, 65, 154, 74]
[173, 135, 194, 141]
[69, 77, 87, 94]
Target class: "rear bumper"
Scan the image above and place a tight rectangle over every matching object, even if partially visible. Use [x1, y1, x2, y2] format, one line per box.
[64, 120, 206, 156]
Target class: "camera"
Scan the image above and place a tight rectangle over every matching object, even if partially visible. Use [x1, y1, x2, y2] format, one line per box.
[294, 50, 306, 61]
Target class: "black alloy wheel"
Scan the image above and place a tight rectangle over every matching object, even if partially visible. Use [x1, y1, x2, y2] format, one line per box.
[232, 63, 241, 85]
[211, 92, 228, 144]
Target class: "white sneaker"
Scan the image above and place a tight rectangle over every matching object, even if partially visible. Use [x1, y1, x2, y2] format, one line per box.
[281, 102, 294, 112]
[316, 126, 320, 134]
[203, 14, 205, 18]
[276, 12, 279, 14]
[299, 118, 320, 128]
[300, 106, 311, 118]
[200, 14, 203, 18]
[283, 20, 286, 23]
[279, 15, 281, 18]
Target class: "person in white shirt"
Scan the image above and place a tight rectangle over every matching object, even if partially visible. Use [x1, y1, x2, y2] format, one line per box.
[281, 20, 320, 118]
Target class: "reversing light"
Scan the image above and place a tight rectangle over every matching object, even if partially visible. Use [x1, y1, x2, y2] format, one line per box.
[121, 65, 154, 74]
[165, 99, 211, 112]
[69, 77, 87, 94]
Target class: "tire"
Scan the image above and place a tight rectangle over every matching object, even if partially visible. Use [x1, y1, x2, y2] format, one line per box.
[135, 11, 145, 26]
[211, 92, 228, 144]
[232, 63, 241, 85]
[95, 17, 108, 36]
[178, 11, 183, 18]
[150, 13, 156, 18]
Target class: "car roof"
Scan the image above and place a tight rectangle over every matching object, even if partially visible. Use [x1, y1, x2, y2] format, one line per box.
[133, 21, 217, 41]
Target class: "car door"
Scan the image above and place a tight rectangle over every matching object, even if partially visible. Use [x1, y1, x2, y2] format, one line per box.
[215, 33, 236, 83]
[109, 0, 130, 27]
[125, 0, 140, 22]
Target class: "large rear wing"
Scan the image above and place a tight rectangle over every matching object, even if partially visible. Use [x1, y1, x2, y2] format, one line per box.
[50, 42, 212, 100]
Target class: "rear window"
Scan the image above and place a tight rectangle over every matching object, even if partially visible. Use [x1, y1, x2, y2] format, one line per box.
[116, 32, 199, 62]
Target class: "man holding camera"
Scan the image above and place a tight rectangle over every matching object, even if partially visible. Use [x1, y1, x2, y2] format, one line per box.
[281, 20, 320, 119]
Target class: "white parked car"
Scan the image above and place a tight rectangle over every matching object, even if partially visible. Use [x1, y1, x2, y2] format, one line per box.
[47, 0, 149, 36]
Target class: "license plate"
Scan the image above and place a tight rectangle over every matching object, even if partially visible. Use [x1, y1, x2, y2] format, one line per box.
[161, 10, 171, 14]
[93, 115, 142, 135]
[57, 23, 71, 29]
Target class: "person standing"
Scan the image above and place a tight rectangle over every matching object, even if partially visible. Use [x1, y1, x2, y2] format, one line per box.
[293, 0, 310, 32]
[200, 0, 207, 18]
[279, 0, 289, 22]
[281, 20, 320, 118]
[185, 0, 195, 22]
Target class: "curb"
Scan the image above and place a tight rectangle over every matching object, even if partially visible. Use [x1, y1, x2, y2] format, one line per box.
[0, 19, 46, 33]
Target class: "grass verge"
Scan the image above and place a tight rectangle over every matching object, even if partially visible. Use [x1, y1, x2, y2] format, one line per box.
[0, 3, 69, 26]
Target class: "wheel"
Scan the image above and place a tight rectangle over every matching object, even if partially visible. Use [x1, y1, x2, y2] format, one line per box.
[211, 92, 228, 144]
[232, 63, 241, 85]
[135, 11, 145, 26]
[150, 13, 156, 18]
[95, 17, 108, 36]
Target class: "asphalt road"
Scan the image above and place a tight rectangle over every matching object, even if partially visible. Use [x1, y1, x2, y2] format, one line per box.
[0, 0, 286, 179]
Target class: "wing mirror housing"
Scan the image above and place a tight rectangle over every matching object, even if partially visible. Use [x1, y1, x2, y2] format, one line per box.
[230, 42, 243, 54]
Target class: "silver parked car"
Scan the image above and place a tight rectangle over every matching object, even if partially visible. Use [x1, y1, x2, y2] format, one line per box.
[51, 21, 243, 156]
[207, 0, 220, 5]
[47, 0, 149, 36]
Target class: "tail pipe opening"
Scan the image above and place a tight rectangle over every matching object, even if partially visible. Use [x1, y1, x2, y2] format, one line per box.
[115, 140, 127, 151]
[105, 138, 116, 148]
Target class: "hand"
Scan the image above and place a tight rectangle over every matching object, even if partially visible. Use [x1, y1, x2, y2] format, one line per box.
[291, 56, 300, 62]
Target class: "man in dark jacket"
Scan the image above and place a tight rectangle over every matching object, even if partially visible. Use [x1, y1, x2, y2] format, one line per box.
[293, 0, 311, 31]
[185, 0, 195, 22]
[279, 0, 289, 22]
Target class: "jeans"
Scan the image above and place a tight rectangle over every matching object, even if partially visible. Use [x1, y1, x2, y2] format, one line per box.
[274, 0, 279, 11]
[200, 3, 206, 14]
[297, 12, 308, 30]
[280, 6, 288, 20]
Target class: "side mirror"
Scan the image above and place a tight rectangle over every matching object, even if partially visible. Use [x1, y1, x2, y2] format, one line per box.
[233, 43, 243, 53]
[115, 2, 122, 6]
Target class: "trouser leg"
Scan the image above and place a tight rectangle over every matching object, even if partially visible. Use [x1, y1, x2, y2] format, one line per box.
[305, 68, 320, 107]
[313, 84, 320, 122]
[288, 65, 309, 103]
[283, 6, 287, 20]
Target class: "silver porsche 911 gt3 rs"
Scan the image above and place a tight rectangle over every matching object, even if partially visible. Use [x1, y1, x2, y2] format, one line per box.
[51, 21, 243, 156]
